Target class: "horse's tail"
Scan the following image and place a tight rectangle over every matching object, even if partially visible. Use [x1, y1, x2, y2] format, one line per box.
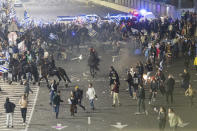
[58, 67, 71, 83]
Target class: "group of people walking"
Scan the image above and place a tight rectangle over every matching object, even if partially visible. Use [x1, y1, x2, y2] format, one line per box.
[48, 80, 96, 118]
[4, 94, 29, 128]
[1, 0, 197, 130]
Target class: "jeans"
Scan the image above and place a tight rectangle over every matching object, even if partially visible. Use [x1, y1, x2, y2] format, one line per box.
[128, 83, 133, 97]
[26, 72, 32, 82]
[53, 105, 60, 118]
[89, 99, 94, 110]
[21, 108, 27, 123]
[137, 98, 145, 113]
[6, 113, 13, 127]
[50, 91, 55, 104]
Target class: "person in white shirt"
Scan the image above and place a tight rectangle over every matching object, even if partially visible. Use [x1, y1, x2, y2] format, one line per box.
[86, 83, 96, 110]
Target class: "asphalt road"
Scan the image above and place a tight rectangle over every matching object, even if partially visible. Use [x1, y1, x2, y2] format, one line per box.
[13, 1, 197, 131]
[15, 0, 123, 21]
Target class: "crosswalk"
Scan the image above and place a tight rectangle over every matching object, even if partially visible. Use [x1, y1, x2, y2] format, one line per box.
[0, 80, 39, 131]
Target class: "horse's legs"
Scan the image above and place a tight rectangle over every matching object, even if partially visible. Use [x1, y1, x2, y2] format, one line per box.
[56, 72, 62, 83]
[18, 72, 23, 85]
[60, 69, 71, 83]
[58, 68, 70, 88]
[18, 72, 21, 82]
[32, 73, 38, 85]
[39, 75, 49, 88]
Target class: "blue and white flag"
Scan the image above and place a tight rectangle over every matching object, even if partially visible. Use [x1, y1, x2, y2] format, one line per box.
[0, 57, 9, 73]
[49, 33, 58, 40]
[24, 10, 29, 20]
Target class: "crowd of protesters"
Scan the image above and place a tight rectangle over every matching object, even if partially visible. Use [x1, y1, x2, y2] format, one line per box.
[1, 0, 197, 130]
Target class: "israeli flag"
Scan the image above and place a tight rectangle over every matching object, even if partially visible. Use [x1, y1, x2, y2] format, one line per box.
[0, 58, 9, 73]
[49, 33, 58, 40]
[24, 10, 29, 20]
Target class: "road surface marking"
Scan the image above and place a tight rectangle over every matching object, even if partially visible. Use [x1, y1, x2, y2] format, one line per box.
[88, 117, 91, 125]
[24, 85, 39, 131]
[111, 122, 128, 129]
[51, 123, 68, 130]
[0, 81, 39, 131]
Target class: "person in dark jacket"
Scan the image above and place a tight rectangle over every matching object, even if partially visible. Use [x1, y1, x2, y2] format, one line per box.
[136, 85, 148, 115]
[136, 61, 144, 83]
[4, 97, 15, 128]
[24, 80, 33, 98]
[166, 74, 175, 104]
[53, 91, 63, 119]
[180, 69, 190, 90]
[73, 86, 85, 111]
[133, 73, 139, 99]
[158, 106, 166, 131]
[126, 70, 133, 97]
[149, 77, 158, 104]
[155, 70, 166, 96]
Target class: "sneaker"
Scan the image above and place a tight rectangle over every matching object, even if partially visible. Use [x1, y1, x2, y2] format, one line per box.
[149, 101, 151, 105]
[23, 123, 26, 126]
[11, 126, 14, 128]
[112, 104, 115, 107]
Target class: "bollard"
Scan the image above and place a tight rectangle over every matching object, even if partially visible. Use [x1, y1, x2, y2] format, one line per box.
[88, 117, 91, 125]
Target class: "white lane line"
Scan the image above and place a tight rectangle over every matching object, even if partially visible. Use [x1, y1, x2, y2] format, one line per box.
[24, 86, 40, 131]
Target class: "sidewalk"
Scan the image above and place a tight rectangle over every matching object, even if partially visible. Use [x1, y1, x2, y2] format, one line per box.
[75, 0, 136, 13]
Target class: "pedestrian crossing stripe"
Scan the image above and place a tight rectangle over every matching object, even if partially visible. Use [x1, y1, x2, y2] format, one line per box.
[0, 80, 39, 130]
